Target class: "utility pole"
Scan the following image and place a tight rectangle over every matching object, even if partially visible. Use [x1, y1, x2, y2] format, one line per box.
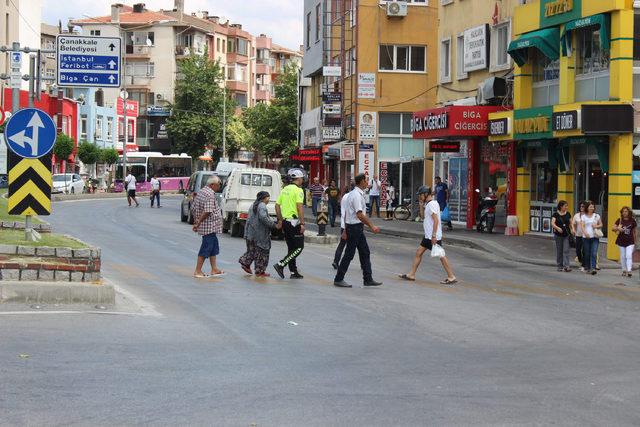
[121, 27, 128, 186]
[222, 82, 227, 162]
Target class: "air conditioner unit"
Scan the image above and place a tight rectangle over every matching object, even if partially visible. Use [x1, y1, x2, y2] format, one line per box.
[476, 83, 486, 106]
[279, 53, 285, 60]
[156, 93, 164, 101]
[386, 1, 408, 17]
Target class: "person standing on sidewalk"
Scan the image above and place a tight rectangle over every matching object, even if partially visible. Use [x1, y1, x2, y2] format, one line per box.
[125, 170, 139, 207]
[192, 176, 225, 278]
[273, 170, 306, 279]
[309, 177, 325, 217]
[368, 174, 382, 218]
[325, 180, 340, 227]
[333, 174, 382, 288]
[571, 201, 586, 271]
[150, 174, 161, 208]
[399, 186, 457, 285]
[239, 191, 280, 277]
[612, 206, 637, 277]
[385, 183, 395, 220]
[332, 188, 351, 270]
[552, 200, 572, 272]
[434, 177, 452, 230]
[581, 201, 603, 275]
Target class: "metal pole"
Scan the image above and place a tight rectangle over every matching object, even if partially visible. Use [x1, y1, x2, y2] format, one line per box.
[222, 82, 227, 161]
[121, 30, 127, 188]
[11, 42, 19, 115]
[24, 54, 39, 241]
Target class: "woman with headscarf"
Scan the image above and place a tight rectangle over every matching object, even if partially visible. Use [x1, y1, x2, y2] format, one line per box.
[239, 191, 279, 277]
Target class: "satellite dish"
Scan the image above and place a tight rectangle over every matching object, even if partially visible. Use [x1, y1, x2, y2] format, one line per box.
[146, 38, 153, 47]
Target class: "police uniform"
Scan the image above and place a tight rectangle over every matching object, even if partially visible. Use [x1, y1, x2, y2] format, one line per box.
[275, 183, 305, 273]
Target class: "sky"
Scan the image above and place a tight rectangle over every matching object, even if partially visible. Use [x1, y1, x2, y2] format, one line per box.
[41, 0, 303, 50]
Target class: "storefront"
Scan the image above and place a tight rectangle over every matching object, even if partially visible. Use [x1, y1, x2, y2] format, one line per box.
[412, 105, 506, 229]
[290, 147, 323, 180]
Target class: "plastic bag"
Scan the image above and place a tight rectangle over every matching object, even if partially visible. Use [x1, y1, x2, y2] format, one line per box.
[441, 206, 450, 222]
[431, 244, 446, 258]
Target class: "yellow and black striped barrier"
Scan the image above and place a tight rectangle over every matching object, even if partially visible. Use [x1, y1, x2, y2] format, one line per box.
[8, 152, 52, 216]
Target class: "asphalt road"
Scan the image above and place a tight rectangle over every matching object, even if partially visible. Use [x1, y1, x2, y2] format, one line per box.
[1, 196, 640, 426]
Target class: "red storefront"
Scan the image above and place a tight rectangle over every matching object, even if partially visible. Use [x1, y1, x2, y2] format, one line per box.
[3, 89, 79, 172]
[290, 147, 324, 180]
[116, 97, 139, 153]
[412, 105, 515, 230]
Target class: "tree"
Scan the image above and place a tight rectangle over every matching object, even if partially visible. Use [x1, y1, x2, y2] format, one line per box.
[165, 52, 235, 160]
[243, 64, 299, 160]
[53, 133, 75, 172]
[100, 147, 119, 166]
[77, 141, 101, 177]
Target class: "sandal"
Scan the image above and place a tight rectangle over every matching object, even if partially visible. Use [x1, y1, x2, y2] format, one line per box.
[210, 271, 226, 277]
[240, 264, 253, 275]
[440, 278, 458, 285]
[193, 273, 210, 279]
[399, 274, 415, 281]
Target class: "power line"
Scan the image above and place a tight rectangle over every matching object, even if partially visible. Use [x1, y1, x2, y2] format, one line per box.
[8, 0, 41, 39]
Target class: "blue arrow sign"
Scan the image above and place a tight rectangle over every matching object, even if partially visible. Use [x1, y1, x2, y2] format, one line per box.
[56, 35, 122, 88]
[3, 108, 57, 159]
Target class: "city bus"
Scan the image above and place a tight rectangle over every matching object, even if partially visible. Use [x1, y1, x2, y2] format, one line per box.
[115, 152, 192, 192]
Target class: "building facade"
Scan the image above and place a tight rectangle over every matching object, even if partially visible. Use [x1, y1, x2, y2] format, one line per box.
[493, 0, 636, 260]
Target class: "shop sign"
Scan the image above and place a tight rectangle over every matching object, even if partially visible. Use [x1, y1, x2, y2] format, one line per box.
[147, 105, 171, 116]
[552, 110, 579, 131]
[323, 66, 341, 77]
[412, 106, 501, 139]
[582, 104, 634, 135]
[234, 150, 255, 162]
[323, 104, 341, 115]
[513, 106, 553, 140]
[359, 111, 377, 141]
[324, 115, 342, 127]
[340, 144, 355, 161]
[463, 24, 489, 73]
[360, 144, 374, 150]
[291, 148, 322, 162]
[530, 204, 554, 234]
[380, 162, 388, 207]
[116, 98, 139, 117]
[430, 141, 460, 153]
[632, 171, 640, 184]
[322, 126, 342, 142]
[358, 73, 376, 99]
[540, 0, 581, 27]
[322, 92, 342, 104]
[489, 118, 510, 136]
[358, 149, 374, 178]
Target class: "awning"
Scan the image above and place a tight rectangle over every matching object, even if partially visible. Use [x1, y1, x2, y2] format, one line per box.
[326, 141, 347, 158]
[507, 27, 561, 67]
[559, 137, 610, 172]
[561, 14, 610, 56]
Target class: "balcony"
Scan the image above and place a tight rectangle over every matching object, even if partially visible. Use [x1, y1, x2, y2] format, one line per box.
[227, 80, 248, 92]
[126, 45, 152, 58]
[256, 63, 271, 75]
[256, 86, 272, 102]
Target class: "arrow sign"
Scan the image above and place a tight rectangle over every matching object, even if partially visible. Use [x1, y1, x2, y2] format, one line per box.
[3, 108, 57, 159]
[108, 75, 116, 83]
[108, 60, 116, 69]
[56, 35, 122, 88]
[109, 43, 116, 51]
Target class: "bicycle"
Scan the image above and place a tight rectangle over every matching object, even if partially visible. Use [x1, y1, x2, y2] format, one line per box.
[393, 197, 414, 221]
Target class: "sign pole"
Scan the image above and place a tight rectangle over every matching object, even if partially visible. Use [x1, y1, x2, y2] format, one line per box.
[24, 54, 40, 241]
[11, 42, 20, 115]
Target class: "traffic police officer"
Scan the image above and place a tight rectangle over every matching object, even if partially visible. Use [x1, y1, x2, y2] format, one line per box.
[274, 170, 306, 279]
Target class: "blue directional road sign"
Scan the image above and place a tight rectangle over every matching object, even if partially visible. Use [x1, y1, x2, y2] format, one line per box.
[3, 108, 57, 159]
[56, 35, 122, 88]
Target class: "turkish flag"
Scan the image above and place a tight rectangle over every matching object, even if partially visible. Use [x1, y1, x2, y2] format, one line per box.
[492, 3, 499, 25]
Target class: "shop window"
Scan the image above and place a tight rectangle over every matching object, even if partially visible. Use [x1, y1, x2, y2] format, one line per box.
[574, 26, 610, 102]
[531, 50, 559, 107]
[379, 113, 401, 134]
[379, 137, 401, 159]
[531, 161, 558, 203]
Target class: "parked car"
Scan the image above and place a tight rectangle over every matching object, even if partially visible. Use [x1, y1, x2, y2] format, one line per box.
[180, 171, 223, 224]
[52, 173, 85, 194]
[221, 168, 283, 237]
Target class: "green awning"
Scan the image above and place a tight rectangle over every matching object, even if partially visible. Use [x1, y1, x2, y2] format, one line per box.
[508, 28, 561, 67]
[561, 14, 610, 56]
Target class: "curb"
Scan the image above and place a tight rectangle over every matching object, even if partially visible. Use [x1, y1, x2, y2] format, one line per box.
[0, 280, 115, 304]
[52, 192, 183, 202]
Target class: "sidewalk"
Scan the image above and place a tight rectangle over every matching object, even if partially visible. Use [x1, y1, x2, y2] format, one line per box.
[304, 207, 619, 269]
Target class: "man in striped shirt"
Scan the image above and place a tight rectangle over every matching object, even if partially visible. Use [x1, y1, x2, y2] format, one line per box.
[309, 177, 325, 217]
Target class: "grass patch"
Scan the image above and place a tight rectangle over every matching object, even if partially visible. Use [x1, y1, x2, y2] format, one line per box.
[0, 189, 43, 223]
[0, 229, 88, 248]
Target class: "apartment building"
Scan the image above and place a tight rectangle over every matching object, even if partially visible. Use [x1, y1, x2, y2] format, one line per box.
[300, 0, 438, 203]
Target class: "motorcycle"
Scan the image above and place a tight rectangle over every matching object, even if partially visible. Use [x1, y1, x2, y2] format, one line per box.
[475, 189, 498, 233]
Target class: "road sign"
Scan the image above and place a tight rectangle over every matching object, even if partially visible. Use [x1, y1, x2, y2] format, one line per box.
[3, 108, 57, 159]
[10, 51, 21, 69]
[10, 69, 21, 89]
[56, 35, 122, 88]
[7, 152, 52, 216]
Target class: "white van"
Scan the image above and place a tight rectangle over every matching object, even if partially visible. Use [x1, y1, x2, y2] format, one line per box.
[221, 168, 283, 237]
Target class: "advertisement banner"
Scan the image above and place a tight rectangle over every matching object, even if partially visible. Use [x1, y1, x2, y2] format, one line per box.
[358, 73, 376, 99]
[464, 24, 488, 72]
[359, 111, 377, 141]
[340, 144, 355, 161]
[358, 148, 374, 178]
[412, 106, 501, 139]
[380, 161, 388, 208]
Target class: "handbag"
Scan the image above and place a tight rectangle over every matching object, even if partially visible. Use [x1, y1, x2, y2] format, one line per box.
[568, 233, 576, 248]
[594, 229, 604, 239]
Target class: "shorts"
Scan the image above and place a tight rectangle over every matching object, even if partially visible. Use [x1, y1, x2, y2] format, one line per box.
[420, 238, 443, 251]
[127, 189, 136, 198]
[198, 233, 220, 258]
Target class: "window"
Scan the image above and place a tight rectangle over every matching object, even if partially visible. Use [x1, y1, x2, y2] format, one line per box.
[456, 34, 467, 79]
[532, 50, 559, 83]
[440, 38, 451, 83]
[491, 22, 510, 70]
[575, 26, 610, 75]
[126, 62, 155, 77]
[378, 45, 426, 72]
[45, 68, 54, 78]
[90, 30, 101, 36]
[315, 3, 321, 42]
[531, 161, 558, 203]
[80, 115, 88, 140]
[127, 31, 154, 46]
[216, 38, 221, 52]
[350, 0, 356, 27]
[237, 38, 248, 56]
[345, 47, 356, 77]
[106, 117, 113, 140]
[306, 12, 311, 49]
[235, 93, 248, 108]
[95, 117, 103, 139]
[227, 64, 247, 82]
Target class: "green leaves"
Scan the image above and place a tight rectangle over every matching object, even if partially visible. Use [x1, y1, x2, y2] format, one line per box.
[77, 140, 101, 166]
[100, 148, 119, 166]
[53, 133, 75, 161]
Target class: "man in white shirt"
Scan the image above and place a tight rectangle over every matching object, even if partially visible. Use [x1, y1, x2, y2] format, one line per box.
[333, 174, 382, 288]
[332, 184, 352, 270]
[400, 185, 457, 284]
[368, 174, 382, 218]
[125, 171, 139, 207]
[150, 174, 161, 208]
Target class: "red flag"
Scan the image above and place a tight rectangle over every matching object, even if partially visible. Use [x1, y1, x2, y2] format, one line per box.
[492, 3, 499, 25]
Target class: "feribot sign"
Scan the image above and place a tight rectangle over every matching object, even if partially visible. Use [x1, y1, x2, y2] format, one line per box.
[57, 35, 122, 87]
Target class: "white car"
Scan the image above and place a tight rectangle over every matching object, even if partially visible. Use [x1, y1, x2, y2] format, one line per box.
[52, 173, 85, 194]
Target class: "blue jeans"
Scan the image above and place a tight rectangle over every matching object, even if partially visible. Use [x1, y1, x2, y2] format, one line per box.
[582, 237, 599, 270]
[312, 197, 322, 216]
[151, 190, 160, 207]
[369, 195, 380, 217]
[328, 201, 338, 226]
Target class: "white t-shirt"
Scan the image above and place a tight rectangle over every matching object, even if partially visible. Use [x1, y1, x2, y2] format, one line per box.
[340, 192, 350, 229]
[125, 174, 136, 191]
[345, 187, 366, 225]
[572, 213, 583, 235]
[581, 213, 601, 238]
[369, 179, 381, 196]
[150, 177, 160, 191]
[423, 200, 443, 241]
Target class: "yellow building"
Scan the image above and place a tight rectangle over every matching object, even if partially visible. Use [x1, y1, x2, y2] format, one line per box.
[491, 0, 636, 260]
[300, 0, 438, 205]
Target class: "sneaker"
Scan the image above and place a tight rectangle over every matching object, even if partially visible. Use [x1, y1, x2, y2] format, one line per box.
[273, 263, 285, 279]
[564, 267, 572, 272]
[364, 280, 383, 287]
[591, 270, 597, 275]
[290, 272, 304, 279]
[557, 267, 564, 272]
[579, 267, 585, 272]
[334, 280, 352, 288]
